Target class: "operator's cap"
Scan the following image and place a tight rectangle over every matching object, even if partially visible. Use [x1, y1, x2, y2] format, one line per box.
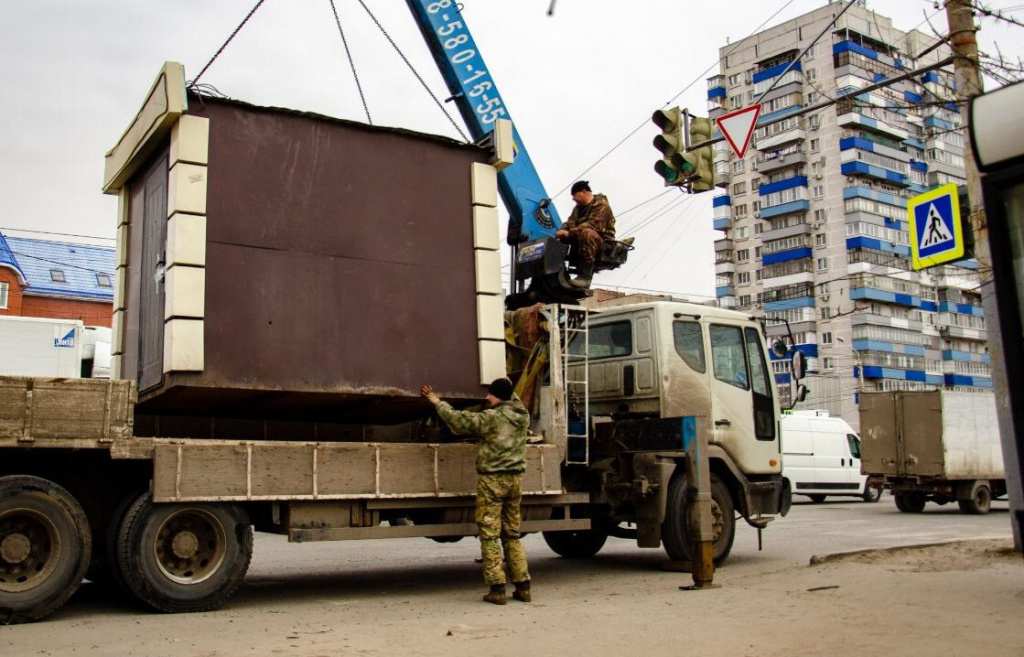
[488, 377, 514, 401]
[570, 180, 591, 194]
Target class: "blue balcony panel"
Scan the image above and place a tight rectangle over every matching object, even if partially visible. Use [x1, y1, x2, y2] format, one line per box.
[904, 90, 923, 104]
[769, 343, 818, 361]
[713, 218, 731, 231]
[762, 247, 812, 266]
[757, 104, 804, 125]
[759, 175, 808, 196]
[715, 285, 734, 298]
[910, 160, 928, 172]
[942, 350, 992, 364]
[713, 195, 732, 208]
[708, 86, 727, 100]
[775, 373, 792, 385]
[843, 186, 905, 208]
[944, 374, 993, 388]
[762, 296, 815, 312]
[852, 339, 926, 357]
[752, 61, 802, 84]
[833, 41, 878, 60]
[841, 161, 909, 186]
[846, 236, 910, 256]
[760, 200, 810, 219]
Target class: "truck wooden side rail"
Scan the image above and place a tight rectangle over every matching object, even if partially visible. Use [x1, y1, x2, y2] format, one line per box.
[0, 375, 585, 623]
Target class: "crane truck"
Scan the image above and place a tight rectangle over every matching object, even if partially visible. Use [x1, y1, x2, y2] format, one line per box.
[0, 2, 797, 623]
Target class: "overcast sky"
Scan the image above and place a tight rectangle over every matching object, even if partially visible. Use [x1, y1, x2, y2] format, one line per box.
[2, 1, 1022, 298]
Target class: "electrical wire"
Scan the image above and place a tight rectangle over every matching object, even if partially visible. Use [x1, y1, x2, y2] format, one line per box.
[9, 251, 114, 277]
[0, 227, 114, 242]
[550, 0, 803, 199]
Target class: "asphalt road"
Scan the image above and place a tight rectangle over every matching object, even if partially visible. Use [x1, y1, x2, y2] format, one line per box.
[2, 494, 1015, 657]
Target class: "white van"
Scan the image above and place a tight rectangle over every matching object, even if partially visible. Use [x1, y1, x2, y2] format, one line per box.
[782, 410, 880, 503]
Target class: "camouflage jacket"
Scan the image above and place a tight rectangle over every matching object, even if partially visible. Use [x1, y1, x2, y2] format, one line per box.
[435, 397, 529, 474]
[564, 193, 616, 238]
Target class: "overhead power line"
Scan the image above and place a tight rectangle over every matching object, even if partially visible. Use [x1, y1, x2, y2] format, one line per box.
[188, 0, 269, 88]
[0, 227, 115, 242]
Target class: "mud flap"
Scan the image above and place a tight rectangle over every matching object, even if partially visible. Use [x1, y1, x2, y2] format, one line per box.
[633, 455, 677, 548]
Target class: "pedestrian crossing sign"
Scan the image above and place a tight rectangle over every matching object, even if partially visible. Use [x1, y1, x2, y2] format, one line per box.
[907, 183, 965, 270]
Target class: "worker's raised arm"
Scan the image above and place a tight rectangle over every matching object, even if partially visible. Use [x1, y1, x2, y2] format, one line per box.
[421, 384, 487, 437]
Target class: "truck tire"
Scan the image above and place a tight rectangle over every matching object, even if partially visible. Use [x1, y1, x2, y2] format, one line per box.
[542, 529, 608, 558]
[116, 493, 252, 613]
[862, 483, 882, 503]
[662, 474, 735, 565]
[894, 492, 926, 513]
[958, 483, 992, 515]
[0, 475, 92, 624]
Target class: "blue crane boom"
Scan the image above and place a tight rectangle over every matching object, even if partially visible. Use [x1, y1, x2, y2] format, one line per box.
[405, 0, 561, 245]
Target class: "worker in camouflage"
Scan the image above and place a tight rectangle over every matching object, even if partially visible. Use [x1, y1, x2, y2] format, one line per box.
[421, 378, 532, 605]
[557, 180, 617, 288]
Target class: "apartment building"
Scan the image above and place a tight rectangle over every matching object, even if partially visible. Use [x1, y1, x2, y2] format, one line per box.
[705, 0, 988, 428]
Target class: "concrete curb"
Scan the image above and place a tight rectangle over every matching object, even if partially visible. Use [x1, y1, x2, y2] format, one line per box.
[808, 535, 1011, 566]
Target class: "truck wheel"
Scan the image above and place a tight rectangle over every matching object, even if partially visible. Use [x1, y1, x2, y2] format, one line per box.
[808, 494, 827, 504]
[662, 474, 735, 565]
[862, 483, 882, 503]
[542, 529, 608, 558]
[117, 493, 252, 613]
[0, 475, 92, 624]
[958, 483, 992, 515]
[894, 493, 926, 513]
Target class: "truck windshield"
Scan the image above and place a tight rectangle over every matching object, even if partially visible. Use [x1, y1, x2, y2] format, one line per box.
[672, 321, 705, 372]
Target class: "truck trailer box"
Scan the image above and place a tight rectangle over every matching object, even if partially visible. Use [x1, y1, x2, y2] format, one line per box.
[859, 390, 1004, 480]
[0, 316, 84, 378]
[102, 63, 507, 428]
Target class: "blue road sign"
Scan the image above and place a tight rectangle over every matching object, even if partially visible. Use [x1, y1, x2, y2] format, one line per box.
[907, 183, 964, 270]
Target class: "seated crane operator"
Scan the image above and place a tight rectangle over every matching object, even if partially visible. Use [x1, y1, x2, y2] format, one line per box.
[556, 180, 617, 288]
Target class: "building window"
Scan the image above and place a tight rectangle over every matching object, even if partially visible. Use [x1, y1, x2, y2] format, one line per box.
[733, 160, 745, 174]
[732, 182, 747, 196]
[810, 138, 820, 152]
[814, 208, 827, 223]
[809, 114, 821, 130]
[96, 272, 112, 288]
[820, 307, 831, 320]
[754, 223, 763, 234]
[815, 233, 827, 247]
[806, 68, 817, 81]
[738, 272, 751, 285]
[737, 249, 750, 262]
[0, 281, 8, 309]
[813, 185, 824, 199]
[730, 95, 743, 109]
[738, 294, 752, 307]
[755, 246, 762, 259]
[807, 91, 818, 104]
[735, 204, 749, 218]
[817, 257, 829, 272]
[50, 269, 65, 283]
[821, 331, 833, 344]
[735, 226, 749, 240]
[823, 357, 834, 370]
[752, 200, 761, 212]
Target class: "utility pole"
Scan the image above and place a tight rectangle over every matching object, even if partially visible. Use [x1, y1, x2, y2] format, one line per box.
[945, 1, 1021, 549]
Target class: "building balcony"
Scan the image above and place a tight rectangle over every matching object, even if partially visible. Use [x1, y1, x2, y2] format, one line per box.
[715, 260, 736, 275]
[858, 365, 944, 385]
[716, 285, 736, 299]
[760, 200, 810, 219]
[714, 161, 731, 187]
[713, 217, 732, 231]
[837, 111, 908, 141]
[714, 238, 733, 252]
[852, 312, 924, 333]
[840, 160, 910, 187]
[756, 149, 807, 174]
[761, 221, 811, 242]
[756, 129, 806, 152]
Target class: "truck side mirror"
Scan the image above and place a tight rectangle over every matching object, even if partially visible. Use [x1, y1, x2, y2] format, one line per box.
[772, 340, 788, 358]
[794, 383, 808, 403]
[790, 351, 807, 381]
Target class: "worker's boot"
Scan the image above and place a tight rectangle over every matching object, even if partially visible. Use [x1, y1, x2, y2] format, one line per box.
[512, 580, 532, 603]
[570, 261, 594, 288]
[483, 584, 507, 605]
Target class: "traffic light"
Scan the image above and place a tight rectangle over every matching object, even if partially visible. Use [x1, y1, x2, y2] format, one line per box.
[685, 115, 715, 193]
[652, 107, 715, 191]
[652, 107, 685, 186]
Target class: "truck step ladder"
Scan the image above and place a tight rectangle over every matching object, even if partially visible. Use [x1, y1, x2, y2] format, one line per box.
[559, 306, 590, 465]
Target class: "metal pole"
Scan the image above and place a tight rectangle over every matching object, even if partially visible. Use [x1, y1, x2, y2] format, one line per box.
[945, 0, 1021, 550]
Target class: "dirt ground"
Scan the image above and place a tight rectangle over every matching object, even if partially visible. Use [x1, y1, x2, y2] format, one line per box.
[2, 536, 1021, 657]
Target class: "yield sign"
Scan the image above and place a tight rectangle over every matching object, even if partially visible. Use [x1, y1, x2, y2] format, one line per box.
[715, 104, 762, 159]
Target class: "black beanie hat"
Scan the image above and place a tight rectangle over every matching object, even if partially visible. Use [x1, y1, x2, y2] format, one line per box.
[570, 180, 591, 194]
[488, 377, 514, 401]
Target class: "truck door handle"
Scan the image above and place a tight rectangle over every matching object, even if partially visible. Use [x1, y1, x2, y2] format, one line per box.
[714, 419, 731, 427]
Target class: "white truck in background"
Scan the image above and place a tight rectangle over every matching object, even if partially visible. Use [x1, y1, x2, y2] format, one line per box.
[859, 390, 1006, 514]
[0, 316, 111, 379]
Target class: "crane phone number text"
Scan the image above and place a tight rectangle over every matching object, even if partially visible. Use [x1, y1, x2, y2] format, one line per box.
[426, 0, 508, 125]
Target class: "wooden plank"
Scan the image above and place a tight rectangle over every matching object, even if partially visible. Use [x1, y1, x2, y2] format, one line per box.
[289, 518, 591, 543]
[0, 376, 135, 442]
[251, 443, 314, 497]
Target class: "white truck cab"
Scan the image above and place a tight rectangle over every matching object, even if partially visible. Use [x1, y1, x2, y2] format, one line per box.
[781, 410, 879, 503]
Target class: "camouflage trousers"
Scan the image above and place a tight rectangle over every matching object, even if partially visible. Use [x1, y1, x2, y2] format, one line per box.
[475, 473, 530, 586]
[564, 226, 604, 267]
